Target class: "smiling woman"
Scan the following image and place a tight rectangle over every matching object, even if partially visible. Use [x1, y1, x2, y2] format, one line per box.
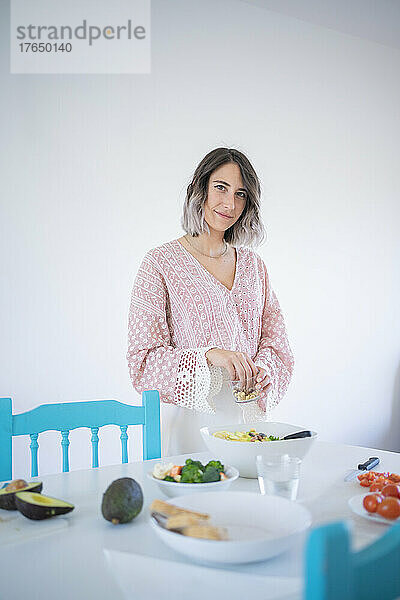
[126, 147, 294, 456]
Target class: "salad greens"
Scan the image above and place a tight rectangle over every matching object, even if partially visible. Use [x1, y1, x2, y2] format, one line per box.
[153, 458, 226, 483]
[202, 466, 221, 483]
[205, 460, 224, 471]
[180, 459, 225, 483]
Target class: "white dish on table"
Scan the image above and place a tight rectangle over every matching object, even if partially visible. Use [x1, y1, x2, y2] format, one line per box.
[348, 493, 400, 525]
[147, 465, 239, 498]
[149, 491, 312, 565]
[200, 422, 317, 478]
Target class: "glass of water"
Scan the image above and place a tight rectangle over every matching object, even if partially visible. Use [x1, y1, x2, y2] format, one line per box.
[256, 454, 301, 501]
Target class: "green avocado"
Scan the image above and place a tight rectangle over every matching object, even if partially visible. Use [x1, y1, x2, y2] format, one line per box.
[0, 481, 43, 511]
[15, 491, 74, 520]
[101, 477, 143, 525]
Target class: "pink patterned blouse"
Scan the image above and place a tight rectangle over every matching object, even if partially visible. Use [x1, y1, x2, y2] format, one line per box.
[127, 239, 294, 418]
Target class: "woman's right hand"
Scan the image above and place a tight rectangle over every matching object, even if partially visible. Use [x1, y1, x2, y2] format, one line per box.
[205, 348, 259, 389]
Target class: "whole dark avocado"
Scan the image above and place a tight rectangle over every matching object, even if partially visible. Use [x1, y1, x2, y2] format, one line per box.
[101, 477, 143, 525]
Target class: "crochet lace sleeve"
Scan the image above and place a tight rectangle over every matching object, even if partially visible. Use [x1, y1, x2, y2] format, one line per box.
[126, 253, 223, 413]
[253, 261, 295, 414]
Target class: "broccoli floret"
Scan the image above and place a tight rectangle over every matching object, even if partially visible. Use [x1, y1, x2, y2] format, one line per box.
[202, 466, 221, 483]
[184, 459, 205, 471]
[163, 475, 176, 482]
[180, 464, 204, 483]
[205, 460, 224, 472]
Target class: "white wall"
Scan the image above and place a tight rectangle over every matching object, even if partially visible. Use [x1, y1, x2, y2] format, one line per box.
[1, 0, 399, 477]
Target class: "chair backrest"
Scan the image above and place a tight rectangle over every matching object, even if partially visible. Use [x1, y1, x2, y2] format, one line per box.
[0, 391, 161, 481]
[305, 520, 400, 600]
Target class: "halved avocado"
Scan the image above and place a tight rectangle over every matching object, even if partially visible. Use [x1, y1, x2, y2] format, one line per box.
[15, 491, 74, 520]
[0, 481, 43, 511]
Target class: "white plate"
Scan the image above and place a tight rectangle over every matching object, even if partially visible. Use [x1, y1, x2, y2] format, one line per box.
[348, 493, 400, 525]
[200, 422, 317, 478]
[147, 465, 239, 498]
[149, 491, 312, 565]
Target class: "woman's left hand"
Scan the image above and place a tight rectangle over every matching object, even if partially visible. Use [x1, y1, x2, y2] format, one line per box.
[255, 367, 272, 395]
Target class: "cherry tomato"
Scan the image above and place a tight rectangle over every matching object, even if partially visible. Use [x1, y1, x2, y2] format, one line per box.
[377, 497, 400, 520]
[375, 475, 389, 482]
[360, 479, 372, 487]
[358, 473, 377, 488]
[358, 472, 376, 482]
[382, 484, 400, 499]
[370, 481, 386, 492]
[363, 493, 383, 513]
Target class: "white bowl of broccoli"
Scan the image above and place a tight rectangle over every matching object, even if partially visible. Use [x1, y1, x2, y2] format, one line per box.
[147, 459, 239, 498]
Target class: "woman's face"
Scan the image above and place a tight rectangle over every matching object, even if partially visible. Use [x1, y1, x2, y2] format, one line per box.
[203, 162, 247, 234]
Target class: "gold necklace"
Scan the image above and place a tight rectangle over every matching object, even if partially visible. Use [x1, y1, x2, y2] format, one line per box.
[184, 234, 228, 259]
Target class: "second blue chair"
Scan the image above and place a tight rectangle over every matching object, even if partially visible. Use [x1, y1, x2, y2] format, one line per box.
[305, 519, 400, 600]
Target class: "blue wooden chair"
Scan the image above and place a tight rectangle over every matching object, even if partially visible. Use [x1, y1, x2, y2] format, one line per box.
[0, 391, 161, 481]
[305, 520, 400, 600]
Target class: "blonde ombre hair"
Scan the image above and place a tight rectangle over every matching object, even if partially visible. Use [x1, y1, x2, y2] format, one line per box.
[182, 147, 266, 247]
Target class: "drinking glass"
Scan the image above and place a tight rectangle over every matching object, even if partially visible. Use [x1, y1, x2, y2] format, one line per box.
[256, 454, 301, 501]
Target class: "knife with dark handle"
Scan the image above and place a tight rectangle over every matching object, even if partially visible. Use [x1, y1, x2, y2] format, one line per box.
[344, 457, 380, 482]
[282, 430, 313, 440]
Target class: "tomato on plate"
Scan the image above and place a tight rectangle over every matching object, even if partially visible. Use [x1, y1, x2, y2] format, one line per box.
[370, 481, 387, 492]
[363, 493, 383, 513]
[376, 497, 400, 520]
[381, 484, 400, 499]
[358, 472, 376, 482]
[360, 478, 373, 487]
[358, 471, 400, 497]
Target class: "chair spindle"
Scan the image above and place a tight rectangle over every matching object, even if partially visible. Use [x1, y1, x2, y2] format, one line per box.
[120, 425, 128, 463]
[61, 430, 70, 472]
[91, 427, 99, 468]
[30, 433, 39, 477]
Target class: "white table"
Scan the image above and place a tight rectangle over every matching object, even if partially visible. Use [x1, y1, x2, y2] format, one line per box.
[1, 440, 399, 600]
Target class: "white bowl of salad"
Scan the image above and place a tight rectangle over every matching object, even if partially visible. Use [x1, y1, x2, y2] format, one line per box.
[148, 459, 239, 498]
[200, 422, 317, 478]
